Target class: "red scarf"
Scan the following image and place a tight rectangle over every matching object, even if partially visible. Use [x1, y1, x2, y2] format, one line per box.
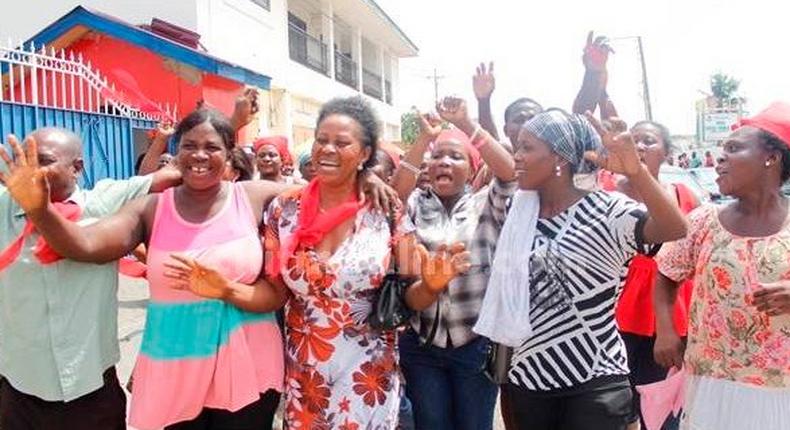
[267, 179, 362, 278]
[0, 202, 82, 272]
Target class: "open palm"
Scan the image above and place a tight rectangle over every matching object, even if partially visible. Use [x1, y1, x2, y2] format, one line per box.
[473, 62, 495, 99]
[0, 135, 51, 214]
[164, 254, 231, 299]
[419, 242, 471, 293]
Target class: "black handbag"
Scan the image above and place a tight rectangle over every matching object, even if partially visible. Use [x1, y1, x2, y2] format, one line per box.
[367, 213, 442, 347]
[368, 212, 414, 331]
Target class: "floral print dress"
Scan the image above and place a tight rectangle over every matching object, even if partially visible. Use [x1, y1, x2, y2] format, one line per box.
[657, 204, 790, 386]
[266, 191, 411, 430]
[657, 204, 790, 429]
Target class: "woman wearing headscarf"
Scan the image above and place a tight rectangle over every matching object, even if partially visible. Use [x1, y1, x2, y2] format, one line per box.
[253, 136, 302, 184]
[571, 37, 699, 428]
[297, 149, 315, 182]
[475, 109, 687, 430]
[392, 96, 516, 430]
[654, 102, 790, 430]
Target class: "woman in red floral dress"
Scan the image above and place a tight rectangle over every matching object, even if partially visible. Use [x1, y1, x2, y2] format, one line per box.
[265, 97, 470, 429]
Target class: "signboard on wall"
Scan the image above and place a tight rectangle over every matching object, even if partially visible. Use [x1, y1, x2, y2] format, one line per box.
[703, 112, 739, 142]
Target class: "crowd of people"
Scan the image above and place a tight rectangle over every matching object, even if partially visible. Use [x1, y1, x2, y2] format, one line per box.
[673, 150, 716, 169]
[0, 32, 788, 430]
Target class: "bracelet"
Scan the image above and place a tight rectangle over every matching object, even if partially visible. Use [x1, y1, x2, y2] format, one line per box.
[469, 124, 483, 142]
[400, 160, 421, 175]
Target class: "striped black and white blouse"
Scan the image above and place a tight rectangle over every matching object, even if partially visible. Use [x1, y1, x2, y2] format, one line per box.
[508, 191, 646, 391]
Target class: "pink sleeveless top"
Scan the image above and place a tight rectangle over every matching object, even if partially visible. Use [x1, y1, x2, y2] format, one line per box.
[129, 182, 284, 430]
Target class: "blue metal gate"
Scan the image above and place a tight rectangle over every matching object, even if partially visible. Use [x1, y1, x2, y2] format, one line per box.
[0, 102, 155, 187]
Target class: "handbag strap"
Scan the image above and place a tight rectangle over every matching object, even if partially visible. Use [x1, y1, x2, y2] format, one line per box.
[420, 300, 441, 347]
[386, 210, 401, 274]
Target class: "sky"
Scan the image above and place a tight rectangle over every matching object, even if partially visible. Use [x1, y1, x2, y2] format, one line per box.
[378, 0, 790, 136]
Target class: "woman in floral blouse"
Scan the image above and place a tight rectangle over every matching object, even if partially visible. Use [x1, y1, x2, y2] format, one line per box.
[655, 102, 790, 430]
[262, 96, 469, 429]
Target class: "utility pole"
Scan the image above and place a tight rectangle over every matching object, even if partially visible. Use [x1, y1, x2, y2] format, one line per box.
[636, 36, 653, 121]
[426, 68, 445, 104]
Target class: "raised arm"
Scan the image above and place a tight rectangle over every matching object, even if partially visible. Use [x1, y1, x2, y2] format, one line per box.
[572, 32, 613, 116]
[0, 135, 149, 263]
[138, 122, 174, 175]
[230, 88, 260, 142]
[585, 114, 688, 243]
[390, 113, 440, 201]
[473, 62, 500, 140]
[437, 97, 515, 181]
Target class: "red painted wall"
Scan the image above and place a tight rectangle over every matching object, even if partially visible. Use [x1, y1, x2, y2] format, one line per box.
[8, 33, 243, 120]
[70, 34, 241, 118]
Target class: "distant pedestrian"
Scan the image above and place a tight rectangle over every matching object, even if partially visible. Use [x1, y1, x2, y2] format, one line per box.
[678, 152, 689, 169]
[704, 150, 715, 167]
[689, 151, 702, 168]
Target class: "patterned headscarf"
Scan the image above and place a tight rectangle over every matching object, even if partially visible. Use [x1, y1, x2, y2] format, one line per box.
[521, 109, 602, 174]
[297, 149, 311, 168]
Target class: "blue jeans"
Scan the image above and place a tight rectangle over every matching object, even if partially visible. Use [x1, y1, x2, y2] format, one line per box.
[399, 330, 497, 430]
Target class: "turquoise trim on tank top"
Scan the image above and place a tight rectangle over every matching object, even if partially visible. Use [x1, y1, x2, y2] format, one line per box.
[140, 300, 275, 360]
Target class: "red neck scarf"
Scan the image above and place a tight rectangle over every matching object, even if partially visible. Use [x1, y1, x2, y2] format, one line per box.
[0, 202, 82, 272]
[267, 179, 362, 277]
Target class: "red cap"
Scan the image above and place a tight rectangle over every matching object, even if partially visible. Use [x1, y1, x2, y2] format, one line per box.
[253, 136, 292, 165]
[735, 102, 790, 148]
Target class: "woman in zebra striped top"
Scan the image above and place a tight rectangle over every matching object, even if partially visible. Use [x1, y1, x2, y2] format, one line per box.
[492, 110, 688, 430]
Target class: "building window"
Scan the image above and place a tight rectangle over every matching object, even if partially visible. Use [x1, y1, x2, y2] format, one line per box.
[251, 0, 270, 10]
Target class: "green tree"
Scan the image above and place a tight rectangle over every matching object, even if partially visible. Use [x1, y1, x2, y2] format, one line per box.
[710, 73, 744, 108]
[401, 111, 420, 145]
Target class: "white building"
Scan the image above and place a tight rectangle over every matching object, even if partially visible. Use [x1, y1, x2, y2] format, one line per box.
[4, 0, 418, 146]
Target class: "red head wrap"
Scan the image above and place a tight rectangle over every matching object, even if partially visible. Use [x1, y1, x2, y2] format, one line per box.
[733, 102, 790, 148]
[433, 128, 481, 174]
[253, 136, 293, 165]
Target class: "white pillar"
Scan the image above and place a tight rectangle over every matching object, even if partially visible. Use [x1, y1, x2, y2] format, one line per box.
[378, 45, 385, 101]
[390, 56, 398, 106]
[352, 27, 363, 92]
[321, 0, 334, 78]
[282, 90, 295, 146]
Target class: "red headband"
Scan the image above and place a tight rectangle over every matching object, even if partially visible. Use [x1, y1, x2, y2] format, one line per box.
[733, 101, 790, 148]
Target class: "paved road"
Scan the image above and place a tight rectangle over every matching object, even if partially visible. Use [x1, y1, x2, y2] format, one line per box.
[116, 274, 505, 429]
